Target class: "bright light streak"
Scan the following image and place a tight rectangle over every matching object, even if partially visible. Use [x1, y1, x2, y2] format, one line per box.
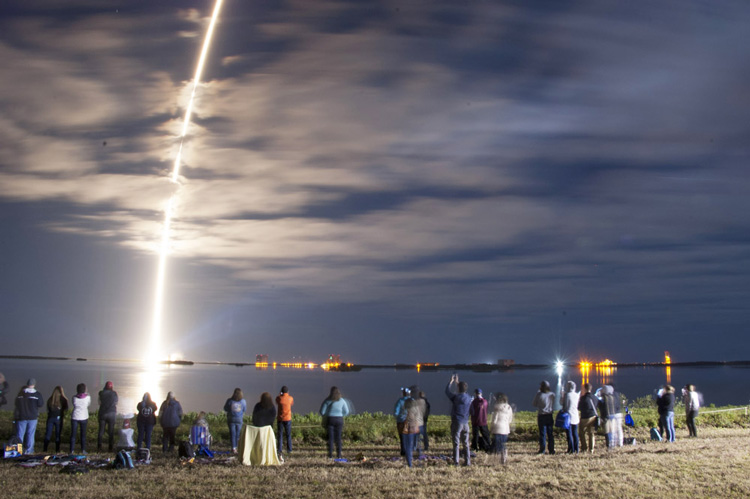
[148, 0, 224, 365]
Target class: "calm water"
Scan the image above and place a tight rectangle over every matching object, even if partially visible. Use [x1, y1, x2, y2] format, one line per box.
[1, 359, 748, 415]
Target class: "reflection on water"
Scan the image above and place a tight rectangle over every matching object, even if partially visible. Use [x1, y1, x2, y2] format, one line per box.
[666, 366, 672, 385]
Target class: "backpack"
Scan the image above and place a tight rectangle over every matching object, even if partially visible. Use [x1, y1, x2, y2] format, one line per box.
[650, 427, 663, 441]
[178, 440, 195, 459]
[4, 437, 22, 459]
[113, 450, 134, 470]
[554, 411, 570, 430]
[135, 447, 151, 464]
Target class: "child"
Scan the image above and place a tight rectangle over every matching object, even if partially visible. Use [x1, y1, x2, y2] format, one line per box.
[116, 418, 136, 452]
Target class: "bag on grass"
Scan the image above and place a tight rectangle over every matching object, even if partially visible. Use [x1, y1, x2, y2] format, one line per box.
[113, 450, 134, 469]
[4, 436, 22, 459]
[178, 440, 195, 459]
[624, 407, 635, 427]
[554, 411, 570, 430]
[135, 447, 151, 464]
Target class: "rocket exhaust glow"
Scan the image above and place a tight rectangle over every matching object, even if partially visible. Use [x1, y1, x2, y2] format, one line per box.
[147, 0, 224, 363]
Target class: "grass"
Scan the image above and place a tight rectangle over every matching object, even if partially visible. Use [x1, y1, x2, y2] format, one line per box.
[2, 408, 750, 498]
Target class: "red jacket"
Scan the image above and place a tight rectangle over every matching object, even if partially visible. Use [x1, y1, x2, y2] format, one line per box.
[276, 393, 294, 422]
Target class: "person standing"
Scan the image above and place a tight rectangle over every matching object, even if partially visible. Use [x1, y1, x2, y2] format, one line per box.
[14, 378, 44, 454]
[577, 383, 598, 453]
[252, 392, 277, 427]
[276, 386, 294, 456]
[561, 381, 580, 454]
[401, 397, 421, 467]
[70, 383, 91, 453]
[136, 392, 158, 449]
[489, 392, 513, 464]
[44, 386, 69, 453]
[97, 381, 118, 452]
[0, 372, 8, 408]
[598, 385, 622, 448]
[445, 374, 472, 466]
[532, 380, 555, 455]
[319, 386, 350, 459]
[657, 384, 676, 442]
[393, 387, 412, 455]
[470, 388, 491, 452]
[159, 391, 183, 453]
[683, 384, 700, 437]
[417, 389, 431, 453]
[224, 388, 246, 454]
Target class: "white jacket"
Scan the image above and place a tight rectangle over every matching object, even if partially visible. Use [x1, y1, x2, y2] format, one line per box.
[490, 402, 513, 435]
[71, 394, 91, 421]
[562, 390, 580, 425]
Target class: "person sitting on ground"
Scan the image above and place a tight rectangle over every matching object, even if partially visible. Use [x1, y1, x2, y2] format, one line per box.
[445, 374, 472, 466]
[252, 392, 277, 427]
[490, 392, 513, 464]
[190, 411, 212, 448]
[116, 418, 136, 452]
[159, 391, 183, 453]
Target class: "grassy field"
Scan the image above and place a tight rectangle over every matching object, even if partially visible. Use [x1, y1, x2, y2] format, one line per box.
[2, 409, 749, 498]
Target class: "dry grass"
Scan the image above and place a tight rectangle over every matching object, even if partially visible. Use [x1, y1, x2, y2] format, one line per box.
[2, 427, 750, 498]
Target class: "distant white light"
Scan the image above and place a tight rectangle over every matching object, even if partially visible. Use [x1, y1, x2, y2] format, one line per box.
[555, 360, 564, 376]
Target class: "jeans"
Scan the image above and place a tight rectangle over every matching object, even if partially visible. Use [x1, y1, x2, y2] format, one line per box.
[660, 412, 675, 442]
[137, 421, 154, 449]
[537, 413, 555, 454]
[396, 421, 406, 455]
[450, 420, 470, 465]
[228, 422, 242, 450]
[44, 415, 63, 452]
[686, 410, 698, 437]
[326, 417, 344, 458]
[579, 416, 597, 452]
[491, 433, 508, 454]
[16, 419, 38, 454]
[565, 424, 579, 453]
[70, 419, 88, 453]
[471, 424, 491, 451]
[419, 423, 429, 452]
[162, 426, 177, 452]
[277, 420, 292, 454]
[402, 432, 418, 467]
[98, 412, 116, 451]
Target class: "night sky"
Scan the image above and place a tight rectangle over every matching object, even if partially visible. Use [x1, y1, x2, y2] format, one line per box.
[1, 1, 749, 364]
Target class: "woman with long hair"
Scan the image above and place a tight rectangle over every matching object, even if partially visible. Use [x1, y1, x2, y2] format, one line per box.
[70, 383, 91, 453]
[44, 386, 69, 453]
[136, 392, 158, 449]
[251, 392, 276, 428]
[490, 392, 514, 464]
[319, 386, 350, 459]
[224, 388, 246, 453]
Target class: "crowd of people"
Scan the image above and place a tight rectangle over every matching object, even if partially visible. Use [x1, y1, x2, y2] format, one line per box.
[2, 372, 701, 466]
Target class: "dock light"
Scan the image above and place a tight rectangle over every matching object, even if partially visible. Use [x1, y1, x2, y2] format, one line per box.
[555, 360, 564, 376]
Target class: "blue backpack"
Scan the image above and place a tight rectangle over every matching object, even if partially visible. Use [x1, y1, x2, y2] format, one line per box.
[650, 427, 663, 441]
[113, 450, 134, 469]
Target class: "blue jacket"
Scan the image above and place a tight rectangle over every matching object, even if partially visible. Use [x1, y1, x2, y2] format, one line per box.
[445, 383, 472, 425]
[320, 398, 350, 418]
[393, 396, 411, 422]
[224, 398, 247, 424]
[159, 399, 183, 428]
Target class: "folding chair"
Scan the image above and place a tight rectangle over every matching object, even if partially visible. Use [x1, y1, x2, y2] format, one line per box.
[189, 425, 214, 457]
